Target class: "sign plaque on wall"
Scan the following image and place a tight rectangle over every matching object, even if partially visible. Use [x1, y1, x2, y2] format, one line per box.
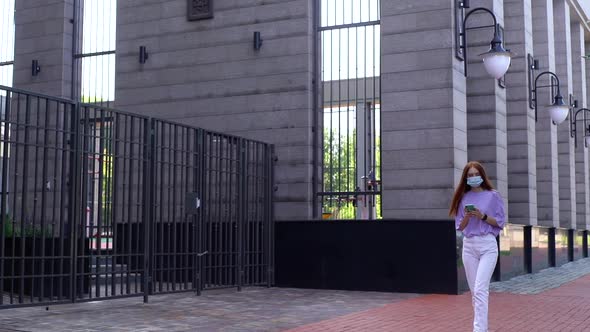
[188, 0, 213, 21]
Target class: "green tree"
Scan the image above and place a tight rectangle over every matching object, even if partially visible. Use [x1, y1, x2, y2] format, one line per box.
[322, 129, 382, 219]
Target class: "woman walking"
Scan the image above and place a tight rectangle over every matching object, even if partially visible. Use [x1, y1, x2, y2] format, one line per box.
[449, 161, 506, 332]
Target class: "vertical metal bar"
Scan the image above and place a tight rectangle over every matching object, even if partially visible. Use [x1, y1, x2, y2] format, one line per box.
[266, 144, 274, 287]
[82, 107, 92, 299]
[250, 142, 255, 284]
[127, 116, 135, 294]
[254, 142, 260, 284]
[9, 92, 21, 304]
[183, 127, 190, 290]
[106, 114, 114, 296]
[18, 95, 32, 304]
[260, 143, 266, 284]
[101, 0, 106, 106]
[215, 135, 222, 287]
[337, 6, 342, 201]
[79, 106, 91, 299]
[134, 118, 143, 294]
[196, 129, 205, 295]
[95, 108, 106, 297]
[158, 122, 166, 292]
[236, 138, 241, 286]
[243, 140, 248, 286]
[311, 0, 320, 219]
[238, 138, 247, 291]
[38, 97, 51, 302]
[224, 135, 230, 286]
[246, 141, 252, 285]
[0, 91, 11, 305]
[346, 24, 351, 196]
[263, 144, 269, 286]
[192, 128, 198, 294]
[57, 101, 70, 301]
[143, 118, 153, 303]
[69, 101, 81, 303]
[110, 112, 119, 296]
[165, 123, 172, 291]
[121, 115, 129, 293]
[171, 124, 179, 291]
[71, 0, 79, 100]
[146, 120, 155, 297]
[204, 133, 211, 288]
[29, 97, 41, 304]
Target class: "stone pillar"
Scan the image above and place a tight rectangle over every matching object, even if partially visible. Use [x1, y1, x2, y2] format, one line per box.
[571, 22, 589, 230]
[13, 0, 74, 98]
[380, 1, 467, 219]
[533, 0, 560, 227]
[553, 0, 576, 229]
[465, 0, 508, 208]
[9, 0, 75, 235]
[504, 0, 537, 225]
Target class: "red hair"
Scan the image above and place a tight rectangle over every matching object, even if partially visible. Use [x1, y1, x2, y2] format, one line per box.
[448, 161, 495, 217]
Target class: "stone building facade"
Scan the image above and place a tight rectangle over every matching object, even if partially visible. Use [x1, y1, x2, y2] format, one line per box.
[6, 0, 590, 232]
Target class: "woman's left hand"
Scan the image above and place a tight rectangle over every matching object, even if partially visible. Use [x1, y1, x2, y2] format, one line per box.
[471, 208, 484, 220]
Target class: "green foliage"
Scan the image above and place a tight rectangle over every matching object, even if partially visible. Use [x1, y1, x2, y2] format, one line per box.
[2, 214, 54, 238]
[81, 95, 105, 104]
[322, 128, 382, 219]
[101, 141, 114, 226]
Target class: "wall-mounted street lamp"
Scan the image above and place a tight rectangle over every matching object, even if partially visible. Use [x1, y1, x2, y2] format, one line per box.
[570, 106, 590, 148]
[31, 60, 41, 76]
[253, 31, 263, 50]
[139, 46, 149, 64]
[530, 66, 569, 125]
[455, 0, 513, 80]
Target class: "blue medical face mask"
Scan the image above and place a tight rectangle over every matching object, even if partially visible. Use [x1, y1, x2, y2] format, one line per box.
[467, 176, 483, 187]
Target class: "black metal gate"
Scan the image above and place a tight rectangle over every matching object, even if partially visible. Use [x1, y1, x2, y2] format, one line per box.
[0, 86, 274, 309]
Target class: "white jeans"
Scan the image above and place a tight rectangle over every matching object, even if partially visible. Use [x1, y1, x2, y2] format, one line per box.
[462, 233, 498, 332]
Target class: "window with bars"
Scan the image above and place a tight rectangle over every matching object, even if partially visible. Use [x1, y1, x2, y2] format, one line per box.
[72, 0, 117, 241]
[318, 0, 381, 220]
[73, 0, 117, 106]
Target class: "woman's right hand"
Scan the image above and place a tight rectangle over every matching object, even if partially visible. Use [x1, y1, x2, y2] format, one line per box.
[458, 212, 471, 231]
[463, 211, 475, 222]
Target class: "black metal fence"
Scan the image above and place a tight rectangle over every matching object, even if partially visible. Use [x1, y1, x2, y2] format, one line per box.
[0, 86, 274, 309]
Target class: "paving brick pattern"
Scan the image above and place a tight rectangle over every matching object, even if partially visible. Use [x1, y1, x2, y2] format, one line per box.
[289, 258, 590, 332]
[1, 258, 589, 331]
[0, 288, 418, 332]
[490, 257, 590, 294]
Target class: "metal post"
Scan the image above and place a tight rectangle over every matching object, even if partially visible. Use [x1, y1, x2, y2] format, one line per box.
[568, 229, 574, 262]
[583, 230, 588, 258]
[548, 227, 556, 267]
[0, 91, 11, 305]
[69, 102, 81, 302]
[143, 118, 154, 303]
[524, 226, 532, 273]
[237, 139, 246, 291]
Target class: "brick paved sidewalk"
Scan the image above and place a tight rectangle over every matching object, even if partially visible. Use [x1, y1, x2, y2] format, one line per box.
[490, 257, 590, 294]
[1, 258, 589, 331]
[289, 258, 590, 332]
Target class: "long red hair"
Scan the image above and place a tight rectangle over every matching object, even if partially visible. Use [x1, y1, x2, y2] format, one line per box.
[449, 161, 495, 217]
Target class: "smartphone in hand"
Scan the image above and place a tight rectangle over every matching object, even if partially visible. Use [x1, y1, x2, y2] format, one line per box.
[465, 204, 476, 212]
